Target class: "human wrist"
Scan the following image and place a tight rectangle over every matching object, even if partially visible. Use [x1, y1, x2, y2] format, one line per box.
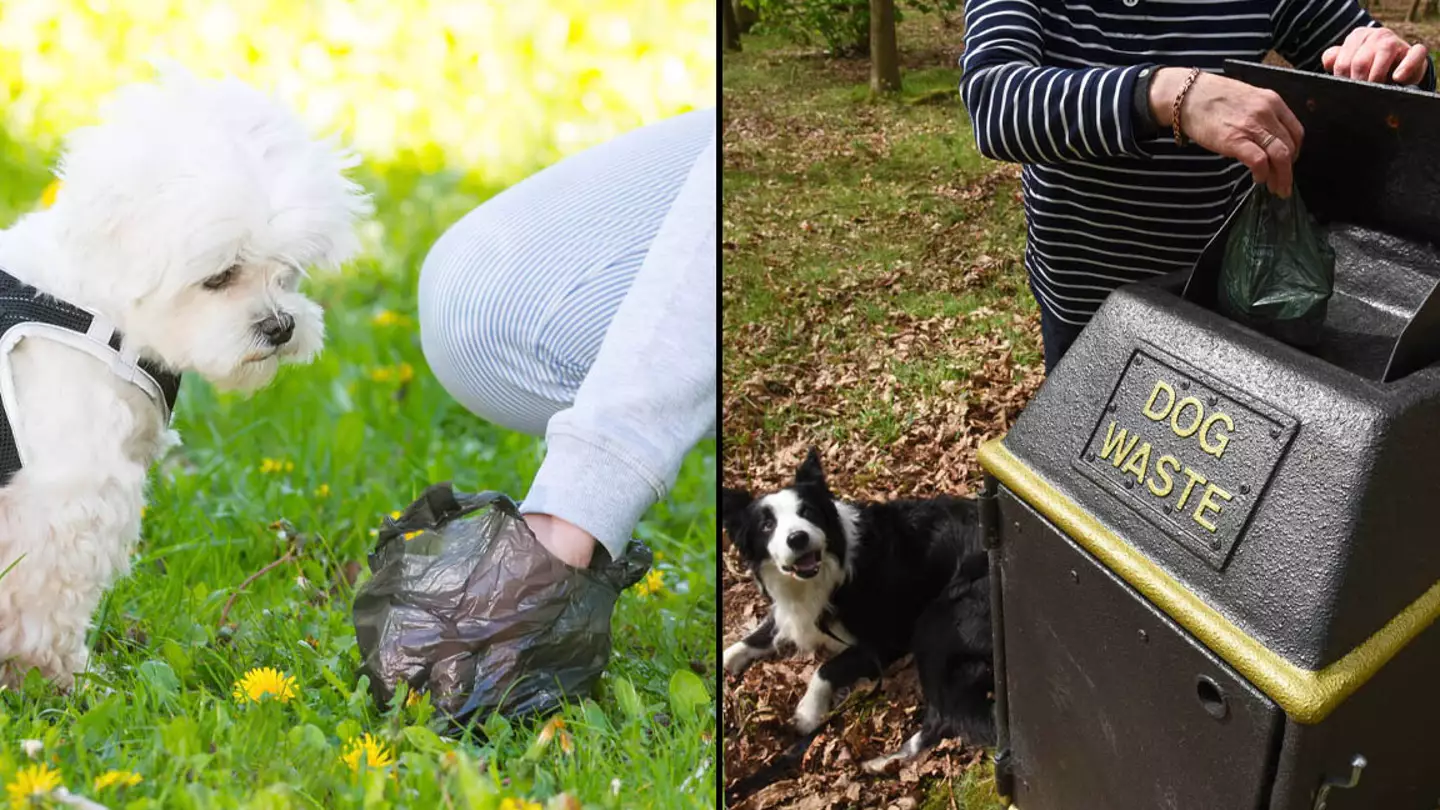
[1149, 67, 1189, 128]
[524, 513, 598, 568]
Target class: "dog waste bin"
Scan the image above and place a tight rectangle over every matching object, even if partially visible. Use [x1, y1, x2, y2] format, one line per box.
[977, 61, 1440, 810]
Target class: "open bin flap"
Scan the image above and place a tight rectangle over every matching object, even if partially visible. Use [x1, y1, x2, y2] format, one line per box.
[1182, 60, 1440, 382]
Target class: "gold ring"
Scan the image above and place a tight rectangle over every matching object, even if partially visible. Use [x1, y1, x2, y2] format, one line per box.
[1259, 132, 1278, 149]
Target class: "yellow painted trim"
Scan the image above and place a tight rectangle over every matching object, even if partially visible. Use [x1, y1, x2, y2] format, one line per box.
[979, 438, 1440, 724]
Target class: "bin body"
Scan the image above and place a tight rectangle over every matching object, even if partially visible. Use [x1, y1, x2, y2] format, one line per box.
[980, 61, 1440, 810]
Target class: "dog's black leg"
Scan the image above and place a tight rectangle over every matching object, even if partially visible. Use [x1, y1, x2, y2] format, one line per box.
[865, 569, 996, 772]
[794, 644, 894, 733]
[723, 614, 778, 676]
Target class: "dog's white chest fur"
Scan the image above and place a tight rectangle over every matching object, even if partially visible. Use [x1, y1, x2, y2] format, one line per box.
[758, 562, 853, 655]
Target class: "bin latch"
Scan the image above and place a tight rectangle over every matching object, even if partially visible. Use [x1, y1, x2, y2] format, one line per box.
[1313, 755, 1366, 810]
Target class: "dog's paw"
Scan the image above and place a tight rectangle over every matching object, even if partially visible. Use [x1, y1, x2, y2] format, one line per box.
[723, 641, 760, 676]
[861, 754, 899, 775]
[862, 731, 927, 774]
[792, 674, 834, 734]
[793, 701, 827, 734]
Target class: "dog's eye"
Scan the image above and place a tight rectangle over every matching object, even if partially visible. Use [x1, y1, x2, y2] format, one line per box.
[796, 504, 812, 520]
[203, 265, 240, 291]
[760, 515, 775, 532]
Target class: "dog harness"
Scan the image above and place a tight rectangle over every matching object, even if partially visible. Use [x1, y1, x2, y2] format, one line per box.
[0, 267, 181, 486]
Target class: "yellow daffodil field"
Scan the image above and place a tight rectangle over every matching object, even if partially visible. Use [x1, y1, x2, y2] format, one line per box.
[0, 2, 716, 808]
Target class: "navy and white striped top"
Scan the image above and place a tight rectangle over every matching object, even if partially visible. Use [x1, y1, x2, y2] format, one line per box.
[959, 0, 1436, 325]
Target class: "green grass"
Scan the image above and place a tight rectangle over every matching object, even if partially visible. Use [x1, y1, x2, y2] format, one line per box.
[722, 14, 1041, 476]
[0, 142, 716, 808]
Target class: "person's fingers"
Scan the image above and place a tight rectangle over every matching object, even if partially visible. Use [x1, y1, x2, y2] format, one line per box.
[1262, 133, 1294, 198]
[1332, 44, 1354, 79]
[1233, 140, 1272, 192]
[1248, 104, 1295, 198]
[1368, 41, 1401, 83]
[1395, 43, 1430, 84]
[1333, 27, 1374, 78]
[1322, 45, 1341, 72]
[1350, 41, 1378, 81]
[1258, 88, 1305, 156]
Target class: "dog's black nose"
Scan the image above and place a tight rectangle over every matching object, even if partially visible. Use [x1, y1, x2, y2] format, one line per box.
[786, 532, 809, 550]
[258, 313, 295, 346]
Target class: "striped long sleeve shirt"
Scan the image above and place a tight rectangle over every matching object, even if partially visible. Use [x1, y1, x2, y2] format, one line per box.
[959, 0, 1437, 326]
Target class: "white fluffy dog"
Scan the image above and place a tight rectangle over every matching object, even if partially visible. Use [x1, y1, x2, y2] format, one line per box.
[0, 69, 370, 687]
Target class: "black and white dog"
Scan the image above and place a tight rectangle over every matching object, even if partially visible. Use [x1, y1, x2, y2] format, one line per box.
[723, 448, 995, 771]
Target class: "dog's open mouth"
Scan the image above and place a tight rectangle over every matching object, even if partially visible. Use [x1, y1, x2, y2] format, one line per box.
[783, 550, 823, 579]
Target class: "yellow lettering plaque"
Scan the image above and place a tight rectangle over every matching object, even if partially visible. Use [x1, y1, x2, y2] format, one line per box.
[1075, 349, 1298, 569]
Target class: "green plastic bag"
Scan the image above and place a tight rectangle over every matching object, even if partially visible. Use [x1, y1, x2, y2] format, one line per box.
[1218, 183, 1336, 348]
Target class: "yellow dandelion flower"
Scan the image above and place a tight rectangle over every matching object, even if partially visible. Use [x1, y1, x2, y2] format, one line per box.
[6, 763, 61, 808]
[232, 667, 297, 704]
[314, 484, 331, 498]
[39, 180, 62, 209]
[371, 310, 411, 328]
[634, 569, 665, 598]
[369, 363, 416, 385]
[536, 716, 564, 747]
[402, 530, 423, 542]
[259, 458, 293, 475]
[341, 734, 396, 771]
[404, 691, 421, 708]
[497, 799, 542, 810]
[389, 510, 402, 520]
[93, 770, 143, 791]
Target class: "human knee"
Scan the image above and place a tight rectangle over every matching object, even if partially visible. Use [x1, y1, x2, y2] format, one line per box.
[419, 218, 535, 369]
[418, 223, 560, 432]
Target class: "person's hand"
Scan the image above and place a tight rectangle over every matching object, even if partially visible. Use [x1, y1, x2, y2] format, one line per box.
[1323, 27, 1429, 85]
[525, 512, 597, 568]
[1151, 68, 1304, 198]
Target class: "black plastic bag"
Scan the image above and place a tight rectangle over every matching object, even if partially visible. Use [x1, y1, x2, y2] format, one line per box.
[351, 483, 651, 729]
[1218, 183, 1336, 348]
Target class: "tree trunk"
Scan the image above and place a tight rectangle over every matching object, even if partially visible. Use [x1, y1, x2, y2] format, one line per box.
[724, 0, 742, 51]
[1408, 0, 1424, 21]
[869, 0, 902, 93]
[736, 0, 759, 33]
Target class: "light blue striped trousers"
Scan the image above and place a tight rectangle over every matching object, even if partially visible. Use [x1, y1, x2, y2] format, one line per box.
[419, 108, 716, 558]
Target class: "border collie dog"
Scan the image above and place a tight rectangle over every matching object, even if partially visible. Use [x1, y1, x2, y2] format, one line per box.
[723, 448, 995, 770]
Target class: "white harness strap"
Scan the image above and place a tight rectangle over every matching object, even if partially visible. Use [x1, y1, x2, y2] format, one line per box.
[0, 321, 173, 471]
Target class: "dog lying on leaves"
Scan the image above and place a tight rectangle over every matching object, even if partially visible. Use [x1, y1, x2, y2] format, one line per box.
[723, 449, 995, 771]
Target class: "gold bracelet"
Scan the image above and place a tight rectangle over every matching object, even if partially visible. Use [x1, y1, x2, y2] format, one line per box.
[1172, 67, 1203, 147]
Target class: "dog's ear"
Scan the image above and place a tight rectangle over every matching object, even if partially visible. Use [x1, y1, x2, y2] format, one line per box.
[795, 447, 827, 490]
[721, 487, 753, 549]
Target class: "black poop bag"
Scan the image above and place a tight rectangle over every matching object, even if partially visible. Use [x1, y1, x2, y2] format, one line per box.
[352, 483, 651, 729]
[1218, 183, 1336, 349]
